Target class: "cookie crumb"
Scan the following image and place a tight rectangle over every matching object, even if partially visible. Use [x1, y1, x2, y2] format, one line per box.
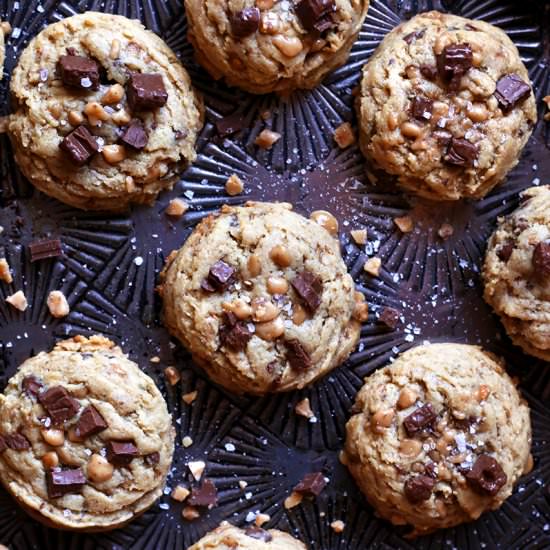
[295, 397, 314, 419]
[166, 198, 189, 217]
[171, 484, 190, 502]
[255, 129, 281, 149]
[182, 436, 193, 448]
[255, 513, 271, 527]
[363, 257, 382, 277]
[353, 291, 369, 322]
[330, 520, 345, 533]
[333, 122, 356, 149]
[0, 258, 13, 284]
[438, 223, 454, 240]
[225, 174, 244, 196]
[6, 290, 28, 311]
[164, 366, 181, 386]
[150, 356, 160, 363]
[284, 491, 303, 509]
[188, 460, 206, 481]
[351, 229, 367, 245]
[394, 215, 414, 233]
[47, 290, 70, 318]
[182, 390, 198, 404]
[182, 505, 200, 521]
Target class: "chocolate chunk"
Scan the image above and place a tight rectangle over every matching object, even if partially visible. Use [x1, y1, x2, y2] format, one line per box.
[291, 271, 323, 312]
[379, 307, 400, 329]
[296, 0, 335, 32]
[403, 29, 425, 45]
[219, 312, 252, 351]
[5, 433, 30, 451]
[22, 375, 43, 397]
[230, 7, 260, 38]
[144, 452, 160, 466]
[294, 471, 326, 497]
[106, 440, 138, 466]
[127, 73, 168, 112]
[424, 462, 438, 478]
[465, 454, 507, 496]
[57, 55, 100, 90]
[38, 386, 80, 425]
[444, 137, 478, 167]
[46, 467, 86, 499]
[120, 119, 148, 150]
[215, 112, 246, 137]
[494, 74, 531, 112]
[436, 43, 473, 90]
[420, 64, 438, 80]
[202, 260, 235, 292]
[29, 239, 63, 262]
[187, 479, 218, 507]
[0, 437, 6, 454]
[403, 403, 437, 436]
[75, 405, 108, 439]
[60, 125, 99, 165]
[285, 339, 312, 371]
[404, 475, 435, 503]
[533, 241, 550, 276]
[410, 97, 433, 121]
[245, 526, 273, 542]
[497, 241, 515, 262]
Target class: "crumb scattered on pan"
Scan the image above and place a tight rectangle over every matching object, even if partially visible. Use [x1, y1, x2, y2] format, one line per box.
[331, 520, 345, 533]
[333, 122, 356, 149]
[0, 258, 13, 284]
[164, 366, 181, 386]
[351, 228, 367, 245]
[363, 257, 381, 277]
[255, 129, 281, 149]
[225, 173, 244, 196]
[166, 198, 189, 217]
[188, 460, 206, 481]
[47, 290, 70, 318]
[6, 290, 28, 311]
[394, 215, 414, 233]
[182, 436, 193, 448]
[171, 485, 190, 502]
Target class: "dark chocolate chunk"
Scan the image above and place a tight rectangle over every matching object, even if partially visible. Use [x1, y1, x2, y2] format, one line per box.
[494, 74, 531, 112]
[22, 375, 43, 397]
[404, 475, 435, 503]
[410, 97, 433, 121]
[120, 119, 148, 150]
[465, 454, 507, 496]
[533, 241, 550, 276]
[127, 73, 168, 112]
[38, 386, 80, 425]
[29, 239, 63, 262]
[215, 112, 246, 136]
[420, 64, 438, 80]
[245, 526, 273, 542]
[46, 467, 86, 499]
[379, 307, 400, 329]
[57, 55, 100, 90]
[424, 462, 438, 478]
[436, 43, 473, 90]
[294, 471, 326, 497]
[296, 0, 335, 32]
[285, 339, 312, 371]
[75, 405, 108, 439]
[403, 29, 425, 45]
[291, 271, 323, 312]
[106, 440, 138, 466]
[219, 312, 252, 351]
[5, 433, 31, 451]
[187, 479, 218, 507]
[444, 137, 478, 167]
[144, 452, 160, 466]
[60, 125, 99, 165]
[497, 241, 515, 262]
[230, 7, 260, 38]
[0, 436, 6, 453]
[403, 403, 437, 436]
[202, 260, 235, 292]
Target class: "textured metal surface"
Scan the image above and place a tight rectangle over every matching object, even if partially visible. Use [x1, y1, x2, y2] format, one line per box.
[0, 0, 549, 548]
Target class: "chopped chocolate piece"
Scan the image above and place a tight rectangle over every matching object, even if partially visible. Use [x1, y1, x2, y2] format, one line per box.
[144, 452, 160, 466]
[444, 137, 478, 167]
[0, 436, 6, 454]
[29, 239, 63, 262]
[286, 339, 312, 371]
[436, 43, 473, 90]
[420, 64, 438, 80]
[75, 405, 108, 439]
[187, 479, 218, 507]
[46, 467, 86, 498]
[245, 526, 273, 542]
[403, 29, 425, 44]
[403, 403, 437, 436]
[219, 312, 252, 351]
[465, 454, 507, 496]
[215, 112, 246, 136]
[230, 7, 260, 38]
[127, 73, 168, 112]
[404, 475, 435, 503]
[22, 375, 43, 397]
[5, 433, 30, 450]
[424, 462, 438, 478]
[57, 55, 100, 90]
[203, 260, 235, 292]
[494, 74, 531, 112]
[379, 307, 400, 329]
[294, 471, 326, 497]
[497, 241, 515, 262]
[120, 119, 148, 150]
[410, 96, 433, 121]
[60, 125, 99, 165]
[106, 441, 138, 466]
[291, 271, 323, 312]
[533, 241, 550, 276]
[38, 386, 80, 425]
[296, 0, 335, 32]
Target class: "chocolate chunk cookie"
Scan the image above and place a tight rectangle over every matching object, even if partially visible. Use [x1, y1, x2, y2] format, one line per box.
[343, 343, 531, 536]
[188, 522, 307, 549]
[356, 11, 536, 201]
[184, 0, 369, 94]
[8, 12, 203, 211]
[0, 336, 174, 531]
[483, 185, 550, 361]
[160, 202, 362, 395]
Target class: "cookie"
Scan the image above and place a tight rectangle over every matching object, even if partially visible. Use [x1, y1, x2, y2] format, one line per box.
[343, 343, 532, 536]
[356, 11, 536, 201]
[184, 0, 369, 94]
[187, 522, 307, 549]
[483, 185, 550, 361]
[8, 12, 203, 211]
[0, 335, 174, 531]
[161, 201, 363, 395]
